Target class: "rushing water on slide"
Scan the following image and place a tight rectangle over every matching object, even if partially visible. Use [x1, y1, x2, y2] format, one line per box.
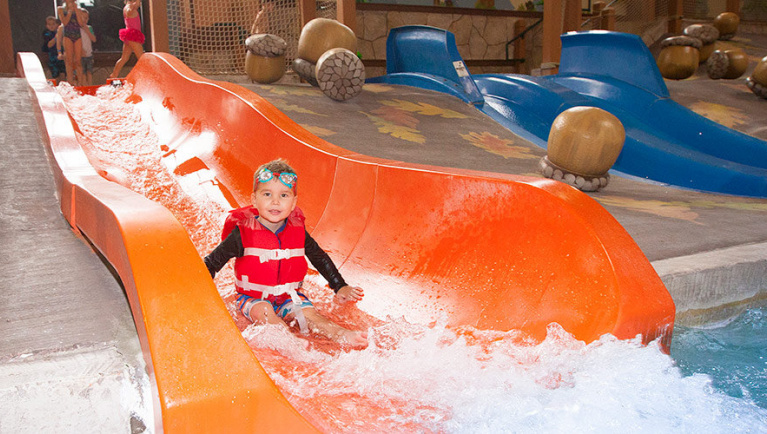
[60, 83, 767, 432]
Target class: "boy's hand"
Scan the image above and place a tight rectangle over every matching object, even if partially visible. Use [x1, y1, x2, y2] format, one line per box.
[335, 285, 364, 304]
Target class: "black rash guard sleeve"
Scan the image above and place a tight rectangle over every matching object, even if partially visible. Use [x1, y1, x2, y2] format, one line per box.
[204, 226, 348, 292]
[204, 226, 244, 278]
[305, 230, 348, 292]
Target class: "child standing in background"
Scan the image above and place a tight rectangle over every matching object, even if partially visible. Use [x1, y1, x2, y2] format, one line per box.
[110, 0, 144, 78]
[42, 16, 66, 81]
[79, 10, 96, 86]
[57, 0, 86, 84]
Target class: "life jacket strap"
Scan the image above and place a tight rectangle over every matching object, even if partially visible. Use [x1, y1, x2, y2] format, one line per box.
[243, 247, 305, 263]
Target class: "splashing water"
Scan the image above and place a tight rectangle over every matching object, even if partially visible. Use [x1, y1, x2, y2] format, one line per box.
[59, 83, 767, 433]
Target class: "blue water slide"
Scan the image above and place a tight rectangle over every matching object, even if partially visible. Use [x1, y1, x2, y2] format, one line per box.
[366, 26, 484, 105]
[368, 26, 767, 198]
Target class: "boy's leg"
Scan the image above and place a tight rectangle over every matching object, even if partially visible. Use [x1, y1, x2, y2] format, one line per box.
[302, 307, 368, 348]
[246, 300, 286, 326]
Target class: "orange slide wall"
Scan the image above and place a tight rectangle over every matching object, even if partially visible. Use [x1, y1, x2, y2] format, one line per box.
[18, 52, 674, 432]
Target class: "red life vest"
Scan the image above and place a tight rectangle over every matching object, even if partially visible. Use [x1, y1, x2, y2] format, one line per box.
[224, 206, 308, 299]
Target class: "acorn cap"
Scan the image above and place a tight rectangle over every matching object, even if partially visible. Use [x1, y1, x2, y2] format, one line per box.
[245, 34, 287, 57]
[683, 24, 720, 44]
[661, 36, 702, 49]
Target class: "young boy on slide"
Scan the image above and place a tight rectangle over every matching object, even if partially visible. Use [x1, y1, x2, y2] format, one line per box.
[204, 159, 368, 348]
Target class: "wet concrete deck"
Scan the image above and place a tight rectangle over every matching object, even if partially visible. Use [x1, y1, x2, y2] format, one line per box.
[0, 78, 150, 432]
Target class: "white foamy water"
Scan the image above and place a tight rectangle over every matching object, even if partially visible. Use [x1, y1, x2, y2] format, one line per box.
[59, 83, 767, 433]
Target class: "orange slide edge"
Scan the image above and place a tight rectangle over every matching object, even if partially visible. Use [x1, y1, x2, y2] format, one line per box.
[17, 52, 320, 433]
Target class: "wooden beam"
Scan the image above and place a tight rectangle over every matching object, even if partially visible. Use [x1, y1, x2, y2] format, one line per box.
[601, 7, 615, 31]
[148, 0, 169, 53]
[542, 0, 562, 74]
[563, 0, 581, 33]
[726, 0, 741, 14]
[298, 0, 316, 27]
[513, 19, 527, 73]
[0, 0, 14, 75]
[337, 0, 357, 34]
[668, 0, 683, 34]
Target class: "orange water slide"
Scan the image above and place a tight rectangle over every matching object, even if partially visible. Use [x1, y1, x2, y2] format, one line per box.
[18, 52, 674, 431]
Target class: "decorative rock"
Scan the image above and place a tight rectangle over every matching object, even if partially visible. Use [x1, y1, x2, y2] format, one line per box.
[539, 157, 610, 192]
[661, 35, 702, 50]
[245, 33, 287, 57]
[540, 106, 625, 192]
[315, 48, 365, 101]
[747, 56, 767, 99]
[747, 77, 767, 99]
[292, 58, 318, 86]
[658, 36, 701, 80]
[713, 12, 739, 40]
[297, 18, 357, 64]
[707, 49, 749, 80]
[706, 50, 729, 79]
[683, 24, 719, 62]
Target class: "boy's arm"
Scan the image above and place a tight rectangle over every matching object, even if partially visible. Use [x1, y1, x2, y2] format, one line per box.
[204, 226, 243, 278]
[305, 231, 348, 292]
[86, 25, 96, 42]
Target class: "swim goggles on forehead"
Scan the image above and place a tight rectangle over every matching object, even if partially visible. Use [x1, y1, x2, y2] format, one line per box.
[257, 168, 297, 189]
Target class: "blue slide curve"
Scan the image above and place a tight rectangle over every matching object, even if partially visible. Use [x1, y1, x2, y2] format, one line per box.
[367, 26, 767, 198]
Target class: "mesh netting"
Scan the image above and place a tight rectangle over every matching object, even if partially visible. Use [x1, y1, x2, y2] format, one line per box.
[167, 0, 337, 76]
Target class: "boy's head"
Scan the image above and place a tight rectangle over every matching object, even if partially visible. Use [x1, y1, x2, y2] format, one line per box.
[46, 16, 58, 31]
[81, 9, 89, 23]
[251, 159, 298, 226]
[253, 159, 297, 193]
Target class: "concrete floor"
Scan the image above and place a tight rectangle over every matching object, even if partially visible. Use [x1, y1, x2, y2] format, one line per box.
[0, 78, 152, 433]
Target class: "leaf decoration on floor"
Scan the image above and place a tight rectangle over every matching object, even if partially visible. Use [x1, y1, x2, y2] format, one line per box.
[370, 105, 419, 129]
[270, 98, 327, 116]
[379, 99, 468, 118]
[688, 101, 749, 129]
[300, 124, 337, 137]
[595, 196, 702, 223]
[263, 85, 320, 97]
[362, 112, 425, 144]
[363, 84, 394, 93]
[460, 131, 540, 159]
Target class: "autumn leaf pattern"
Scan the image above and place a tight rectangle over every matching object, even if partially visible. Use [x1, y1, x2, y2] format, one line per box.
[300, 124, 337, 137]
[380, 99, 468, 118]
[689, 101, 749, 129]
[596, 196, 703, 223]
[270, 98, 326, 116]
[363, 112, 426, 144]
[460, 131, 540, 159]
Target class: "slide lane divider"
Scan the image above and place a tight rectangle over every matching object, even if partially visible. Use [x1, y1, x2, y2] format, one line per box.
[17, 52, 319, 434]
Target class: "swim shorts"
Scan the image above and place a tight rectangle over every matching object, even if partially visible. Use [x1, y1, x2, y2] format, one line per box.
[81, 56, 94, 73]
[236, 291, 313, 322]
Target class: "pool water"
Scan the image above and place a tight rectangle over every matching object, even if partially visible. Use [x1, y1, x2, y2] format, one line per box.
[672, 306, 767, 410]
[59, 83, 767, 432]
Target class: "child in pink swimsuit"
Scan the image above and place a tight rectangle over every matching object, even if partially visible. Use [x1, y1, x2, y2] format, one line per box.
[57, 0, 86, 84]
[110, 0, 144, 78]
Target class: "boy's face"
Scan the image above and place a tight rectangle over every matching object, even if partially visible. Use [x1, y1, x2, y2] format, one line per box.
[46, 19, 57, 31]
[252, 179, 297, 227]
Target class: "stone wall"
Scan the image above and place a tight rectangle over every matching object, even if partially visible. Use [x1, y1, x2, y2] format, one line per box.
[356, 7, 544, 78]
